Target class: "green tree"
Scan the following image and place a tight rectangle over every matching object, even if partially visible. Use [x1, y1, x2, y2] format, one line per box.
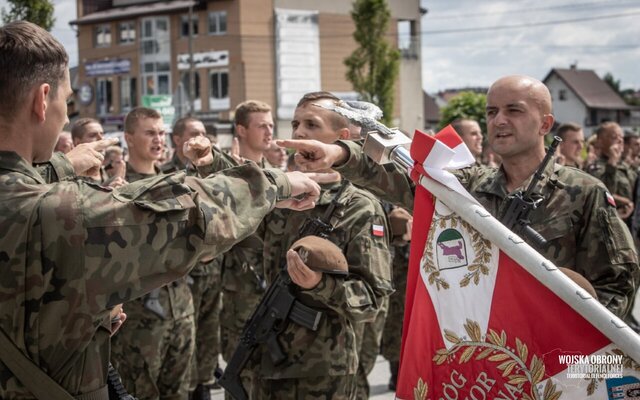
[438, 91, 487, 134]
[603, 72, 621, 95]
[1, 0, 55, 31]
[345, 0, 400, 126]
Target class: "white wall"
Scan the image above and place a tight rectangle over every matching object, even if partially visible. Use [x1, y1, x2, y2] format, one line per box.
[545, 74, 589, 134]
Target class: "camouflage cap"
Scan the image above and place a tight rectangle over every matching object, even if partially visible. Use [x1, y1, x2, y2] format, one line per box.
[291, 236, 348, 276]
[559, 267, 598, 299]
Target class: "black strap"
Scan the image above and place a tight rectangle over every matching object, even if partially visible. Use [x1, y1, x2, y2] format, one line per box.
[0, 326, 75, 399]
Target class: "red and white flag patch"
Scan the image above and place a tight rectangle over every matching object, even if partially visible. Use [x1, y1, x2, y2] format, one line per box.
[606, 191, 617, 207]
[372, 224, 384, 237]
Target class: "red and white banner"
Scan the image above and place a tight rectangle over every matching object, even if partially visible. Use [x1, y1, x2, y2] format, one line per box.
[396, 126, 640, 400]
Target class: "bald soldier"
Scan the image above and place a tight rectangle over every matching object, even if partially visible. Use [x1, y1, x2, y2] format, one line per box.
[280, 75, 639, 319]
[0, 21, 320, 399]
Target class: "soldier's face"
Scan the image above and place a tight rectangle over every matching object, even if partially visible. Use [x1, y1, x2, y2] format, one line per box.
[292, 101, 346, 144]
[559, 129, 584, 163]
[74, 122, 104, 145]
[457, 120, 483, 158]
[237, 111, 273, 153]
[486, 83, 551, 159]
[173, 120, 205, 156]
[126, 117, 165, 163]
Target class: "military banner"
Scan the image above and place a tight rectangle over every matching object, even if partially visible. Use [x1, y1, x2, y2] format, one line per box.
[396, 127, 640, 400]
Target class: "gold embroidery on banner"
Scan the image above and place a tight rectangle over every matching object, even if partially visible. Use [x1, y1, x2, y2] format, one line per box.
[423, 208, 492, 290]
[430, 319, 562, 400]
[413, 378, 428, 400]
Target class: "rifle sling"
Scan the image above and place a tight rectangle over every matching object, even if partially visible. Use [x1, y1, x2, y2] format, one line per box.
[0, 326, 108, 400]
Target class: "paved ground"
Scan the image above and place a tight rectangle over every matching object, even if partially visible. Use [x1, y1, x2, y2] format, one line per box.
[210, 355, 397, 399]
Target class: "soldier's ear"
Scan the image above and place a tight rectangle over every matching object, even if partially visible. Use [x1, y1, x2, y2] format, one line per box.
[540, 114, 555, 136]
[337, 127, 350, 140]
[235, 124, 246, 139]
[32, 83, 50, 123]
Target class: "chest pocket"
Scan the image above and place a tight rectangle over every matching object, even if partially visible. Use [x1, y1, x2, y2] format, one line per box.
[531, 214, 575, 264]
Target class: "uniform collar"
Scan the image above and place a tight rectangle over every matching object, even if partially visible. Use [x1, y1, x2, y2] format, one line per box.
[0, 151, 46, 184]
[475, 161, 557, 199]
[317, 180, 351, 206]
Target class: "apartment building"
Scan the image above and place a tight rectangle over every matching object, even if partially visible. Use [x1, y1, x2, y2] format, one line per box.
[71, 0, 423, 145]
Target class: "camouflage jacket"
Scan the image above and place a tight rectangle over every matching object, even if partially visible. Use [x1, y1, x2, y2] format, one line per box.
[258, 180, 393, 379]
[334, 140, 639, 318]
[585, 156, 637, 201]
[0, 150, 290, 398]
[195, 148, 271, 331]
[125, 163, 194, 319]
[161, 155, 211, 276]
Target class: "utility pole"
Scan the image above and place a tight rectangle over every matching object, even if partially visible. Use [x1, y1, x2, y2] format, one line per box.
[188, 4, 195, 116]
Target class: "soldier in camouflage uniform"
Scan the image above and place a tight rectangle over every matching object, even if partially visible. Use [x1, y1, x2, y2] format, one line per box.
[70, 118, 126, 187]
[161, 117, 223, 400]
[585, 121, 637, 222]
[282, 75, 639, 319]
[219, 101, 275, 400]
[109, 108, 199, 399]
[380, 207, 412, 391]
[0, 20, 321, 400]
[255, 93, 392, 400]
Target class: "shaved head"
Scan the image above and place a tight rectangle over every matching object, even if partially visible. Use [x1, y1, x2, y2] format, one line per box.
[488, 75, 552, 115]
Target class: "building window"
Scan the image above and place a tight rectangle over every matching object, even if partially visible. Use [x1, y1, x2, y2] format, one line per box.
[208, 11, 227, 35]
[94, 24, 111, 47]
[140, 17, 171, 96]
[209, 70, 229, 110]
[180, 71, 202, 111]
[398, 20, 418, 59]
[181, 14, 199, 37]
[559, 89, 567, 101]
[120, 76, 137, 112]
[96, 78, 113, 115]
[118, 21, 136, 44]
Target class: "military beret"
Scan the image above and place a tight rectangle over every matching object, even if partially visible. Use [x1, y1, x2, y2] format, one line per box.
[389, 207, 412, 238]
[291, 236, 348, 276]
[559, 267, 597, 299]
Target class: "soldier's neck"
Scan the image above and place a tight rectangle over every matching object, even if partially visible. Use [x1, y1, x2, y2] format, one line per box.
[239, 143, 263, 163]
[128, 157, 157, 175]
[502, 154, 545, 193]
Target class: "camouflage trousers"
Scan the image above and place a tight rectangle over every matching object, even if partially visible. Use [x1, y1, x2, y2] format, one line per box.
[354, 298, 389, 400]
[111, 311, 195, 399]
[382, 246, 408, 363]
[189, 268, 223, 388]
[248, 374, 357, 400]
[381, 282, 406, 362]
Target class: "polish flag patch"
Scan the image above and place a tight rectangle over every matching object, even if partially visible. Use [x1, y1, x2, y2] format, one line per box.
[605, 191, 616, 207]
[372, 224, 384, 237]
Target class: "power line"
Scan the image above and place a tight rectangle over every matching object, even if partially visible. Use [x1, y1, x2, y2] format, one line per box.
[426, 0, 639, 20]
[422, 9, 640, 34]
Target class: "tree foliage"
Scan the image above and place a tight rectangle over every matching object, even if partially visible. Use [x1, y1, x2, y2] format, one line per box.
[603, 72, 621, 95]
[1, 0, 55, 31]
[604, 72, 640, 106]
[345, 0, 400, 126]
[438, 91, 487, 134]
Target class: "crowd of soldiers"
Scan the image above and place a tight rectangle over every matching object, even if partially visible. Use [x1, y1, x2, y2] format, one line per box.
[1, 20, 640, 400]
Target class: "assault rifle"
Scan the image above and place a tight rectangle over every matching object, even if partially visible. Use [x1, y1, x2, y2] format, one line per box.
[216, 181, 349, 400]
[501, 136, 562, 248]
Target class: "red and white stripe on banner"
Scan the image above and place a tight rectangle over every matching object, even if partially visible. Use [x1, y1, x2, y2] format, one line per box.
[396, 126, 640, 400]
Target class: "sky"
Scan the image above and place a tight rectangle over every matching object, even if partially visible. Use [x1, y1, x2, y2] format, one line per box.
[1, 0, 639, 94]
[420, 0, 640, 92]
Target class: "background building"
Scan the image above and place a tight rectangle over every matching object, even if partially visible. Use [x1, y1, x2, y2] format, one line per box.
[543, 67, 639, 136]
[71, 0, 424, 147]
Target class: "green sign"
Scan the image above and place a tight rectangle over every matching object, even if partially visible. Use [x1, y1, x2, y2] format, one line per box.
[141, 95, 175, 127]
